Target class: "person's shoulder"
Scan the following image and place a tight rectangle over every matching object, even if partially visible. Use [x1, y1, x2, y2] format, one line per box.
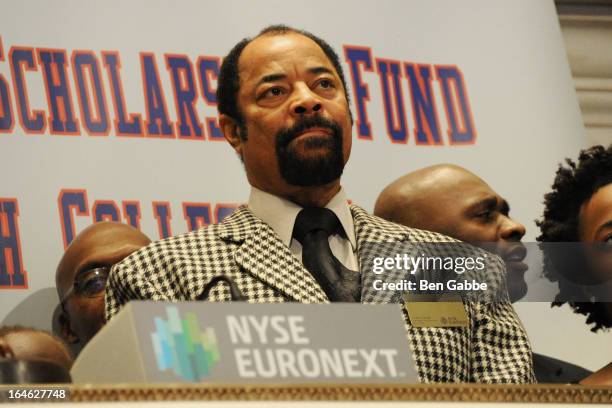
[349, 204, 458, 243]
[350, 204, 506, 285]
[533, 353, 592, 383]
[113, 206, 258, 272]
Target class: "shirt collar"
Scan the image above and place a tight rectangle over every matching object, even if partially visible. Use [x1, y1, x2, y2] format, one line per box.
[248, 186, 357, 250]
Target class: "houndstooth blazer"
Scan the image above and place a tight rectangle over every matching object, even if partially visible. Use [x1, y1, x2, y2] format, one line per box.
[105, 205, 535, 383]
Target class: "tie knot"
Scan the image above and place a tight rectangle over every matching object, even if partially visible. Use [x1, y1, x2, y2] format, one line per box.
[293, 207, 341, 244]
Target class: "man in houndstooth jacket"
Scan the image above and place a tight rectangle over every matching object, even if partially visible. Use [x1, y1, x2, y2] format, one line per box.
[105, 25, 535, 383]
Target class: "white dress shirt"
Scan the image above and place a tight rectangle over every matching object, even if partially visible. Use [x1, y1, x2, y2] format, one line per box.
[248, 187, 359, 270]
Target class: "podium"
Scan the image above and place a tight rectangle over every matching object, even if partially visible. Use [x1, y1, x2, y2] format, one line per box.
[71, 301, 418, 384]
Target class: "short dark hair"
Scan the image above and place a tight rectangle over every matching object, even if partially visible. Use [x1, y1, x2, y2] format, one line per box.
[217, 24, 351, 137]
[536, 144, 612, 332]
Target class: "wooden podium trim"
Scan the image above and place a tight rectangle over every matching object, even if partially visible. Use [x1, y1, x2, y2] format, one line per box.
[51, 383, 612, 403]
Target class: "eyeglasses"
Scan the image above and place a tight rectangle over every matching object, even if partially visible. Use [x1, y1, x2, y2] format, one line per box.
[60, 266, 110, 305]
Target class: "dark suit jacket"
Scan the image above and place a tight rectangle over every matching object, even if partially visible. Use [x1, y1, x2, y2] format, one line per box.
[533, 353, 592, 383]
[105, 205, 535, 383]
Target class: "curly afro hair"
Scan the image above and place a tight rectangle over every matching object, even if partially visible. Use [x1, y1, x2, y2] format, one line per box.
[536, 144, 612, 332]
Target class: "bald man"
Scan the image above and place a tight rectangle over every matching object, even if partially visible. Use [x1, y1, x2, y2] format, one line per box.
[56, 222, 151, 352]
[375, 164, 528, 302]
[375, 164, 593, 383]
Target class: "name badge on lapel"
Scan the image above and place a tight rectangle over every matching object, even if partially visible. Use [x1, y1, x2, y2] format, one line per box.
[403, 293, 469, 328]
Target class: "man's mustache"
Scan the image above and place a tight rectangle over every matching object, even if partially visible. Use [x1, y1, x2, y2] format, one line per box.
[276, 116, 342, 149]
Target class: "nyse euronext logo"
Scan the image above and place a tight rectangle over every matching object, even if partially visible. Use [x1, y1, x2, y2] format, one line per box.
[151, 306, 220, 381]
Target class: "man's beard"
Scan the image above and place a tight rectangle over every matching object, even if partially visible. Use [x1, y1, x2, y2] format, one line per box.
[274, 116, 345, 187]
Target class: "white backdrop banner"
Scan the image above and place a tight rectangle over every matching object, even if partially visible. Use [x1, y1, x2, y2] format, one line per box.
[0, 0, 587, 342]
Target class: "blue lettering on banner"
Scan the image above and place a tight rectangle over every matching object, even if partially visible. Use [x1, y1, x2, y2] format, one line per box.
[10, 47, 46, 133]
[153, 201, 173, 239]
[183, 203, 212, 231]
[197, 56, 223, 140]
[215, 204, 239, 224]
[122, 201, 142, 229]
[0, 40, 477, 146]
[405, 63, 442, 145]
[205, 117, 222, 139]
[0, 199, 26, 288]
[0, 37, 14, 133]
[141, 53, 174, 138]
[57, 189, 243, 241]
[197, 57, 219, 104]
[72, 51, 110, 136]
[376, 59, 408, 144]
[93, 200, 120, 222]
[58, 189, 89, 249]
[435, 65, 476, 144]
[57, 189, 241, 240]
[166, 55, 203, 139]
[343, 46, 373, 140]
[102, 51, 143, 136]
[37, 49, 79, 135]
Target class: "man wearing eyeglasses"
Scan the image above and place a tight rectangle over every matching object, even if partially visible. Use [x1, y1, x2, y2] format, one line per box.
[55, 222, 150, 353]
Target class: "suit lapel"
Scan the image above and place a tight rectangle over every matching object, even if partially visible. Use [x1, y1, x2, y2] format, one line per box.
[351, 204, 411, 245]
[219, 205, 413, 304]
[351, 205, 413, 304]
[219, 207, 328, 303]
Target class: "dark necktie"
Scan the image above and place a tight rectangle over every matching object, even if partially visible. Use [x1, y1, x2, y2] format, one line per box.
[292, 207, 361, 302]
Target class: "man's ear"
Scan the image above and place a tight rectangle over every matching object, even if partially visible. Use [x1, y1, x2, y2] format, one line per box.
[219, 114, 243, 156]
[58, 311, 79, 345]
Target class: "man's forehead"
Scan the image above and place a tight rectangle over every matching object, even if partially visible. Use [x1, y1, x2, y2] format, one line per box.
[445, 171, 495, 198]
[58, 226, 143, 279]
[72, 223, 148, 251]
[430, 177, 498, 210]
[458, 183, 501, 207]
[238, 32, 336, 82]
